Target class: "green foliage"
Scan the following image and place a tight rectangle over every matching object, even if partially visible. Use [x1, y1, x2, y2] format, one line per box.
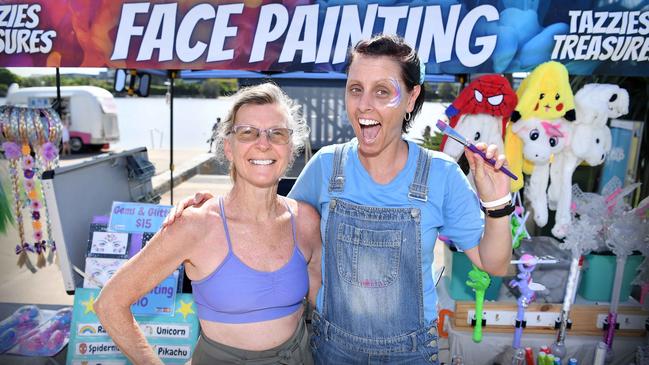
[416, 125, 444, 151]
[217, 79, 238, 96]
[436, 82, 458, 101]
[201, 79, 220, 98]
[0, 68, 19, 86]
[0, 180, 14, 234]
[148, 85, 168, 96]
[0, 68, 243, 99]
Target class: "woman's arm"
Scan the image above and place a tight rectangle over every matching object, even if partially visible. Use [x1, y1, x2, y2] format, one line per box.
[464, 143, 512, 276]
[95, 209, 202, 364]
[465, 213, 512, 276]
[296, 201, 322, 306]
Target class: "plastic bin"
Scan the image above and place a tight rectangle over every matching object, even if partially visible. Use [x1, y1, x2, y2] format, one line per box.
[126, 154, 156, 182]
[444, 245, 502, 301]
[509, 236, 572, 303]
[578, 252, 644, 302]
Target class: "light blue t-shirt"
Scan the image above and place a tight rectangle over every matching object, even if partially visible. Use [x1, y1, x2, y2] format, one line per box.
[288, 139, 484, 322]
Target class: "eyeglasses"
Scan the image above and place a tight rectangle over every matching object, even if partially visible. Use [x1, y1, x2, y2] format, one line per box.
[230, 125, 293, 145]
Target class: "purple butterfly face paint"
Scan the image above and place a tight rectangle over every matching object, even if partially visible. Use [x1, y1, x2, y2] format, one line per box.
[386, 78, 401, 108]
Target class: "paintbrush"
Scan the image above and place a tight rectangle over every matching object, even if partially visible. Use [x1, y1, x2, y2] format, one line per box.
[436, 120, 518, 180]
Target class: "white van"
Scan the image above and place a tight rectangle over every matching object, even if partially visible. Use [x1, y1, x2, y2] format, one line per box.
[5, 85, 120, 152]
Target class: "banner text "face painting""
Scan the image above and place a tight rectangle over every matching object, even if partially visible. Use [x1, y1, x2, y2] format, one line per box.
[110, 2, 498, 68]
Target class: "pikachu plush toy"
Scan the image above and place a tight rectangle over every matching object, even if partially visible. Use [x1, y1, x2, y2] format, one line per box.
[505, 61, 576, 192]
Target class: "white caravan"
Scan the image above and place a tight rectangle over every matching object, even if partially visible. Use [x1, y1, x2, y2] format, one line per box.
[5, 85, 120, 152]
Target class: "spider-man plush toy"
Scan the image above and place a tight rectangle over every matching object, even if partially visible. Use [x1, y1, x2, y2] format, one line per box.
[440, 75, 517, 150]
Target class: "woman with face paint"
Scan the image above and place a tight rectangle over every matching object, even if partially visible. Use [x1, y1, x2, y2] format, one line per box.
[166, 34, 512, 364]
[292, 33, 512, 364]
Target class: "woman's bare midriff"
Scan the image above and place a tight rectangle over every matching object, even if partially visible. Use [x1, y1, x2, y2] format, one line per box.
[199, 307, 303, 351]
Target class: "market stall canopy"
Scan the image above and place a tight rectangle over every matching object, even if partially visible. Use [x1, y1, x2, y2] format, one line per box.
[268, 71, 455, 83]
[270, 71, 348, 80]
[0, 1, 646, 76]
[174, 70, 266, 79]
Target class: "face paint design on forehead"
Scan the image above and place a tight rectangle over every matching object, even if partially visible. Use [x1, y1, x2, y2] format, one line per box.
[386, 78, 401, 108]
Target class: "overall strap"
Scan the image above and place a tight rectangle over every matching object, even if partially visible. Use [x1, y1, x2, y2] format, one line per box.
[328, 143, 349, 193]
[218, 196, 233, 252]
[408, 147, 433, 202]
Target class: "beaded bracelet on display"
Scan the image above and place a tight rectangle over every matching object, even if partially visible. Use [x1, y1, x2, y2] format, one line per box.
[1, 106, 62, 271]
[22, 108, 50, 267]
[19, 107, 48, 268]
[1, 107, 36, 272]
[34, 108, 61, 263]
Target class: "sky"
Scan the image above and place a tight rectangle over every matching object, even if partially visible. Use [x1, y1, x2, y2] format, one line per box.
[7, 67, 107, 77]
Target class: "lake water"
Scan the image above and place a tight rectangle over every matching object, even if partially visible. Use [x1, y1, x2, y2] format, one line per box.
[1, 96, 446, 151]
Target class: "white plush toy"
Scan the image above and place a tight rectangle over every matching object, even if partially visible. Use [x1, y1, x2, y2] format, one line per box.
[443, 114, 504, 189]
[548, 84, 628, 238]
[569, 83, 629, 126]
[511, 117, 571, 227]
[442, 113, 504, 159]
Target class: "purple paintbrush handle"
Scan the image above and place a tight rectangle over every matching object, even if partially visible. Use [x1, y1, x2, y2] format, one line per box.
[604, 312, 617, 349]
[467, 143, 518, 180]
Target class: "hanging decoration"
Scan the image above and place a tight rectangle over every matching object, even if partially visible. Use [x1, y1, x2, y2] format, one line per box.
[32, 108, 61, 264]
[0, 105, 61, 272]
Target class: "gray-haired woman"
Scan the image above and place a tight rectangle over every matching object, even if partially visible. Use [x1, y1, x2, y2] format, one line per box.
[95, 82, 321, 365]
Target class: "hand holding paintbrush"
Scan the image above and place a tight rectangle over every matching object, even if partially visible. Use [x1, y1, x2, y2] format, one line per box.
[436, 119, 513, 210]
[436, 119, 518, 180]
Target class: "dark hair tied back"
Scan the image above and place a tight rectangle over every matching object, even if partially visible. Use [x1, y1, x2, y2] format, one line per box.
[347, 34, 426, 133]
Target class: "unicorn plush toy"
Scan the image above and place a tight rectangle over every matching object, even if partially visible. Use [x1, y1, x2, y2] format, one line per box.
[511, 117, 570, 227]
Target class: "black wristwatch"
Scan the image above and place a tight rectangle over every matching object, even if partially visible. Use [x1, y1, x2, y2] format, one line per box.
[481, 203, 515, 218]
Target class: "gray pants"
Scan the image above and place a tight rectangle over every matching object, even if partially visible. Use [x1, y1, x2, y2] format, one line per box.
[192, 318, 313, 365]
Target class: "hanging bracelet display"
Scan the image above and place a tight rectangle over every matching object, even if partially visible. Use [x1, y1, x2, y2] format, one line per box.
[0, 105, 62, 272]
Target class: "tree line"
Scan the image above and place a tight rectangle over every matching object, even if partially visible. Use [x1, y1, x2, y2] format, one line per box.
[0, 68, 238, 98]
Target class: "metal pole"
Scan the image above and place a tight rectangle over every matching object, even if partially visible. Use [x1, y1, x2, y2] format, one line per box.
[169, 71, 175, 204]
[55, 68, 62, 115]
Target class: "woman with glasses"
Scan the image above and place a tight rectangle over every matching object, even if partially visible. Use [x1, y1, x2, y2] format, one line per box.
[95, 83, 321, 365]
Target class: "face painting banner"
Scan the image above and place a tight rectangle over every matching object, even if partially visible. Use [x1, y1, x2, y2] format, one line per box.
[0, 0, 647, 76]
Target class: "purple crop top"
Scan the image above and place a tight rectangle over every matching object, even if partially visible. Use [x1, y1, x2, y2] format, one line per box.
[191, 197, 309, 323]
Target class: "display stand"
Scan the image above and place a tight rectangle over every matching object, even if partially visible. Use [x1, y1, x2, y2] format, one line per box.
[438, 278, 648, 364]
[446, 321, 641, 365]
[40, 148, 157, 293]
[454, 301, 647, 337]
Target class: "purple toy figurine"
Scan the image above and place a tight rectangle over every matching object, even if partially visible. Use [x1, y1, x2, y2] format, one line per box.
[15, 307, 72, 356]
[509, 254, 548, 349]
[0, 305, 40, 352]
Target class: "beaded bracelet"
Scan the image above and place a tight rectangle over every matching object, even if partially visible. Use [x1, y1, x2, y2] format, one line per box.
[2, 107, 36, 272]
[1, 106, 62, 271]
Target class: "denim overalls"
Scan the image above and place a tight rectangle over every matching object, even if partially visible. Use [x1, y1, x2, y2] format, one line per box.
[311, 143, 440, 364]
